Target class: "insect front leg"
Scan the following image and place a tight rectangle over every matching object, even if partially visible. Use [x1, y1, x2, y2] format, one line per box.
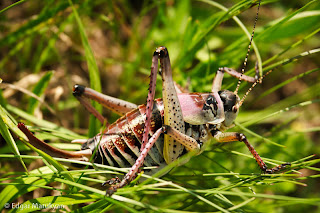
[209, 68, 226, 124]
[212, 67, 259, 94]
[72, 84, 137, 125]
[163, 125, 200, 153]
[213, 131, 291, 173]
[210, 66, 259, 123]
[223, 67, 260, 83]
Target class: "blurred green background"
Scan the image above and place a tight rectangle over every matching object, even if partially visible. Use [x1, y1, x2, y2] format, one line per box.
[0, 0, 319, 212]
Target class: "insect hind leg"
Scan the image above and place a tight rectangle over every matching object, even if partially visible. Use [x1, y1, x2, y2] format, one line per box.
[104, 47, 161, 195]
[73, 85, 138, 125]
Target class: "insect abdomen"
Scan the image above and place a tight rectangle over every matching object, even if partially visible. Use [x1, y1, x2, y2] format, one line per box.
[82, 100, 166, 168]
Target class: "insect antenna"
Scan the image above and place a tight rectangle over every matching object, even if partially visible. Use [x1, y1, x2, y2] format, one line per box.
[239, 68, 274, 107]
[234, 0, 261, 95]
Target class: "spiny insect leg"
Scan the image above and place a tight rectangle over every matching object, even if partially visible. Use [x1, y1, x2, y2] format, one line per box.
[211, 66, 259, 93]
[73, 85, 137, 123]
[102, 177, 121, 186]
[106, 127, 165, 196]
[72, 92, 107, 125]
[105, 48, 160, 195]
[139, 49, 159, 151]
[223, 67, 258, 83]
[213, 131, 291, 173]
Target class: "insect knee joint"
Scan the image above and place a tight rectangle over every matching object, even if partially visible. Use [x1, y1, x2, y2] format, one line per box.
[73, 84, 86, 97]
[162, 125, 170, 134]
[154, 46, 169, 58]
[237, 133, 247, 141]
[218, 67, 225, 73]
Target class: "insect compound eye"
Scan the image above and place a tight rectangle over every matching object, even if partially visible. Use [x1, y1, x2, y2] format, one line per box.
[206, 96, 214, 105]
[232, 106, 238, 113]
[218, 90, 238, 112]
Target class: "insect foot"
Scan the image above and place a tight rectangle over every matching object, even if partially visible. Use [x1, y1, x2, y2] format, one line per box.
[105, 185, 118, 196]
[102, 177, 121, 186]
[264, 162, 291, 174]
[236, 133, 292, 174]
[105, 176, 131, 196]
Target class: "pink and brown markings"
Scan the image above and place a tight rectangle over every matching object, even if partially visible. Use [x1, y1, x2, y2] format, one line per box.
[95, 93, 213, 168]
[17, 93, 215, 168]
[116, 116, 159, 167]
[82, 100, 167, 168]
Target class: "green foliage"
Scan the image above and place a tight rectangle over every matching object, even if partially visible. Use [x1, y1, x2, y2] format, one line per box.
[0, 0, 319, 212]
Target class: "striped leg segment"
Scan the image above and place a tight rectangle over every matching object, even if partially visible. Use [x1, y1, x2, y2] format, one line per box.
[105, 123, 203, 195]
[106, 127, 165, 195]
[213, 131, 291, 173]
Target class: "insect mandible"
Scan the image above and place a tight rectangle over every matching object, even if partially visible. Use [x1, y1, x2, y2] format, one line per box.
[18, 0, 291, 196]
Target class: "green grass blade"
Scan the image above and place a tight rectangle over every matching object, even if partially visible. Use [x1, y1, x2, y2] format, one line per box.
[0, 0, 27, 15]
[0, 106, 76, 183]
[257, 68, 320, 100]
[27, 71, 53, 114]
[0, 166, 54, 212]
[0, 105, 27, 172]
[258, 5, 320, 42]
[68, 0, 102, 137]
[198, 0, 263, 76]
[6, 104, 82, 138]
[0, 1, 69, 48]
